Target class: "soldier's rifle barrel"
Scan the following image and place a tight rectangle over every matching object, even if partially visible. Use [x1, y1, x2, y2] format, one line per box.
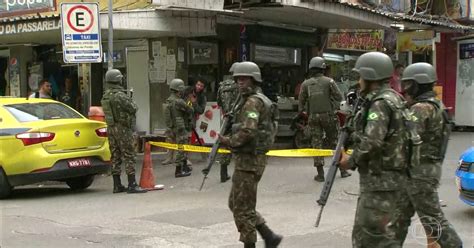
[315, 96, 361, 227]
[199, 94, 241, 191]
[315, 131, 348, 227]
[199, 117, 229, 191]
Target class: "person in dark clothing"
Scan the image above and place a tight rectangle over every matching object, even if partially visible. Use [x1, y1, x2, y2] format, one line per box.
[260, 63, 278, 102]
[184, 79, 208, 163]
[60, 77, 80, 110]
[186, 79, 207, 116]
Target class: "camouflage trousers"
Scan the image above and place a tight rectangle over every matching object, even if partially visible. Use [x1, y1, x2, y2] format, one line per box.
[167, 130, 188, 165]
[108, 125, 136, 176]
[395, 181, 462, 247]
[353, 190, 402, 248]
[228, 154, 266, 243]
[218, 153, 232, 167]
[308, 112, 339, 167]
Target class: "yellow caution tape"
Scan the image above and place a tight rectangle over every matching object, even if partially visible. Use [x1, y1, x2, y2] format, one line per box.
[149, 141, 352, 157]
[150, 142, 231, 154]
[266, 149, 335, 157]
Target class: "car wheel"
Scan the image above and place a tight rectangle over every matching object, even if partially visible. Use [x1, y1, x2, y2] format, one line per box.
[0, 168, 12, 199]
[66, 175, 94, 191]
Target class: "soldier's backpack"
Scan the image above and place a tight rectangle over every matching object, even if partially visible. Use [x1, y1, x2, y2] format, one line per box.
[218, 79, 239, 112]
[416, 97, 451, 160]
[372, 89, 421, 171]
[251, 93, 279, 154]
[163, 99, 174, 129]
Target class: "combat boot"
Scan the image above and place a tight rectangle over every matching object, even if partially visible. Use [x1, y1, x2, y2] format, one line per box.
[185, 160, 193, 172]
[256, 223, 283, 248]
[161, 150, 175, 165]
[175, 163, 191, 178]
[126, 174, 147, 193]
[340, 169, 351, 178]
[244, 243, 255, 248]
[112, 175, 126, 193]
[220, 162, 231, 183]
[314, 166, 325, 182]
[183, 160, 193, 173]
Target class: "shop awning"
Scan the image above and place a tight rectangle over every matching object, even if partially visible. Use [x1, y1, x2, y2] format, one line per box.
[219, 1, 474, 32]
[0, 8, 216, 46]
[220, 2, 394, 30]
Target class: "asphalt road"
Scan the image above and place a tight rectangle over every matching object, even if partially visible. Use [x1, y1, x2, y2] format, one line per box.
[1, 132, 473, 248]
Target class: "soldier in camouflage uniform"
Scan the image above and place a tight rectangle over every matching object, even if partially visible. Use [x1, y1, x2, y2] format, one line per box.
[339, 52, 415, 247]
[396, 63, 462, 247]
[219, 62, 282, 248]
[101, 69, 146, 194]
[164, 78, 194, 178]
[299, 56, 350, 182]
[217, 62, 240, 183]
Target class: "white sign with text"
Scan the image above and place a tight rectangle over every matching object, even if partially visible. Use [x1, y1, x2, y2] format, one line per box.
[61, 3, 102, 63]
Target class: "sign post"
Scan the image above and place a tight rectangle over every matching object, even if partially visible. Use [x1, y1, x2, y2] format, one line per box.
[61, 3, 102, 63]
[107, 0, 113, 70]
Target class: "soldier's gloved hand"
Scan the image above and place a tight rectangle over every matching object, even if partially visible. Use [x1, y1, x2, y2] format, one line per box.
[202, 168, 209, 175]
[218, 134, 230, 146]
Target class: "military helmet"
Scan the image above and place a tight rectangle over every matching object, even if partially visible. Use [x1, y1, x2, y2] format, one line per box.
[105, 69, 123, 83]
[309, 56, 326, 69]
[232, 61, 262, 82]
[401, 62, 437, 85]
[353, 52, 394, 81]
[229, 62, 240, 73]
[169, 78, 185, 91]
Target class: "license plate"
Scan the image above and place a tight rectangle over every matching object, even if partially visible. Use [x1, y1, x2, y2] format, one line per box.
[68, 158, 91, 168]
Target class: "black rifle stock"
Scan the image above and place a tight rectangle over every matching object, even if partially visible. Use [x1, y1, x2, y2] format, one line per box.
[315, 96, 361, 227]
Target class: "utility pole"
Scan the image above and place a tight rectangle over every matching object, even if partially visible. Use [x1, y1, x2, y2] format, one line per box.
[107, 0, 113, 70]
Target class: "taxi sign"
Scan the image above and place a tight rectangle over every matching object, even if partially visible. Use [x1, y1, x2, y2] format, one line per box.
[60, 3, 102, 63]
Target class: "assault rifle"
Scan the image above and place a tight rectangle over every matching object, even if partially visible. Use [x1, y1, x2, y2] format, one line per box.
[315, 91, 361, 227]
[199, 95, 241, 191]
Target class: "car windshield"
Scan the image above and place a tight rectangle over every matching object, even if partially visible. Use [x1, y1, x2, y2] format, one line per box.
[4, 102, 83, 122]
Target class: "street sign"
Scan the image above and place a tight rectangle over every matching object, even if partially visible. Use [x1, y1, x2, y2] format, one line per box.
[60, 3, 102, 63]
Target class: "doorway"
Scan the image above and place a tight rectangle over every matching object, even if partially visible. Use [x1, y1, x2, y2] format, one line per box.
[126, 47, 150, 134]
[0, 57, 8, 96]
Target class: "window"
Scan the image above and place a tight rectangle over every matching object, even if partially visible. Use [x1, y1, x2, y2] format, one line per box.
[4, 102, 83, 122]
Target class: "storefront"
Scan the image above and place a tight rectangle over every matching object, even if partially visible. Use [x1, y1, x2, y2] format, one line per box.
[0, 9, 218, 136]
[324, 29, 387, 97]
[454, 39, 474, 126]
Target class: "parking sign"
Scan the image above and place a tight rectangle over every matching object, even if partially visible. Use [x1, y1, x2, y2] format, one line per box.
[61, 3, 102, 63]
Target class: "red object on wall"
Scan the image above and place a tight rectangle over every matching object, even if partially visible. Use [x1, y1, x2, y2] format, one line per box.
[436, 33, 462, 117]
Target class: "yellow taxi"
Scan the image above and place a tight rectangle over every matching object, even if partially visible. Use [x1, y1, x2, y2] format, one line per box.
[0, 97, 111, 198]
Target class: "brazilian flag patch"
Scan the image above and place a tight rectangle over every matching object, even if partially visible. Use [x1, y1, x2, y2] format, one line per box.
[367, 112, 379, 121]
[246, 111, 259, 120]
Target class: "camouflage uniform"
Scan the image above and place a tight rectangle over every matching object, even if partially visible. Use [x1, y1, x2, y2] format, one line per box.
[225, 62, 281, 247]
[348, 86, 413, 248]
[298, 74, 343, 180]
[184, 86, 206, 162]
[228, 90, 270, 244]
[102, 84, 138, 176]
[164, 93, 194, 173]
[395, 92, 462, 247]
[217, 78, 239, 181]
